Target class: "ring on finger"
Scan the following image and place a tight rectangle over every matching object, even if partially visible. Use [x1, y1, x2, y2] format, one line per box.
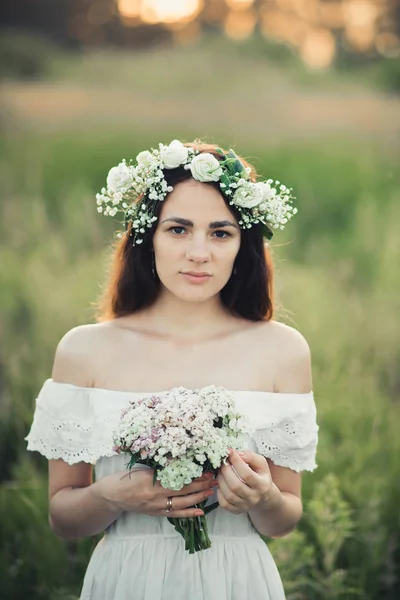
[165, 497, 173, 513]
[231, 464, 248, 486]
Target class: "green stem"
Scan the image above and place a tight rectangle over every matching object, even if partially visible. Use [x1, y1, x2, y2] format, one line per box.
[168, 504, 214, 553]
[202, 513, 211, 548]
[189, 517, 195, 554]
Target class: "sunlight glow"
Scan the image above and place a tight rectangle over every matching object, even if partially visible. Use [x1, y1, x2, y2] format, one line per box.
[345, 23, 375, 51]
[225, 0, 254, 10]
[343, 0, 379, 27]
[300, 28, 336, 69]
[173, 20, 201, 44]
[118, 0, 141, 18]
[118, 0, 202, 24]
[115, 0, 396, 69]
[319, 2, 345, 28]
[277, 0, 319, 21]
[224, 9, 257, 40]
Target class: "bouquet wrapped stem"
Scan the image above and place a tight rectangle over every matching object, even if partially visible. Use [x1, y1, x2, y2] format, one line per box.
[113, 386, 252, 554]
[167, 500, 218, 553]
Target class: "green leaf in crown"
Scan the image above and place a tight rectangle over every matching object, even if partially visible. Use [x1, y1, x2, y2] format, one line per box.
[261, 223, 274, 241]
[226, 149, 246, 177]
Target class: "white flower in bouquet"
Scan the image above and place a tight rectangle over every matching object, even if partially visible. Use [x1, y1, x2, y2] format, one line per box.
[158, 457, 203, 490]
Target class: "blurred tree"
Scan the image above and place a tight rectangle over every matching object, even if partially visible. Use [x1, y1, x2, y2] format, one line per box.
[0, 0, 399, 68]
[0, 0, 84, 46]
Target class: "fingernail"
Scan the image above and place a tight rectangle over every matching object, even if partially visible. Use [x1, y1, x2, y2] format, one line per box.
[237, 451, 245, 456]
[194, 510, 204, 516]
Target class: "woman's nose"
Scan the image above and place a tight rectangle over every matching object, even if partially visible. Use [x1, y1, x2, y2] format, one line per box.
[185, 236, 211, 262]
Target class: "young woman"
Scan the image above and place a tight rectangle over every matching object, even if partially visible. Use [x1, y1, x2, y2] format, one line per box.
[25, 140, 318, 599]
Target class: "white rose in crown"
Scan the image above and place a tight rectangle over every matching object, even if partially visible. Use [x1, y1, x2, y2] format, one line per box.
[233, 181, 264, 209]
[160, 140, 189, 169]
[258, 182, 276, 202]
[136, 150, 154, 169]
[190, 153, 223, 182]
[107, 162, 135, 193]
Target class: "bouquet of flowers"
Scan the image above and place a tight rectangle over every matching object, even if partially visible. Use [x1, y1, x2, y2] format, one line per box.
[112, 386, 252, 553]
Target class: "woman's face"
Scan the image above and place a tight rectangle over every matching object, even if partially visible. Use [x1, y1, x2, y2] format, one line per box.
[152, 178, 241, 304]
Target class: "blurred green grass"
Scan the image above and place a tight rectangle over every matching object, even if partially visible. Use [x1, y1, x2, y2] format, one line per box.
[0, 43, 399, 599]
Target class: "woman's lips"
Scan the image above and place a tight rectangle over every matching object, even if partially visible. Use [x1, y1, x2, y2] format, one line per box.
[181, 272, 212, 284]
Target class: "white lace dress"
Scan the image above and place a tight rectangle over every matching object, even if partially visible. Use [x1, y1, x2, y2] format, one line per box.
[25, 379, 319, 600]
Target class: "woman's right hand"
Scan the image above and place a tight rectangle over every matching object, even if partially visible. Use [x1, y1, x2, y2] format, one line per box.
[93, 467, 218, 518]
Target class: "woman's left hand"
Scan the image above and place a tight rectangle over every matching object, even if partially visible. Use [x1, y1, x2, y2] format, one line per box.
[216, 448, 275, 514]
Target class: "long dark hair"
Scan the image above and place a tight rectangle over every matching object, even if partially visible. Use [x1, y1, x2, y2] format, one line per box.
[96, 142, 275, 322]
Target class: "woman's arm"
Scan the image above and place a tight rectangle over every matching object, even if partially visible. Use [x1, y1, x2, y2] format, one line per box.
[247, 461, 302, 538]
[49, 461, 123, 539]
[248, 323, 313, 538]
[48, 326, 123, 538]
[47, 325, 215, 540]
[49, 461, 217, 540]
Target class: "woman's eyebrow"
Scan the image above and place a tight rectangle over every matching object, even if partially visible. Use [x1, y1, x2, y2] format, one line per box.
[209, 220, 240, 230]
[161, 217, 239, 230]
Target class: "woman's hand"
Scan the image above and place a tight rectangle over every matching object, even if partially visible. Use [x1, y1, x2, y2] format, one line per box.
[93, 467, 217, 519]
[216, 448, 278, 514]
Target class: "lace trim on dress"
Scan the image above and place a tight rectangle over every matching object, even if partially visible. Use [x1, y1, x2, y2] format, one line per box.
[25, 380, 319, 470]
[25, 405, 118, 465]
[253, 428, 318, 472]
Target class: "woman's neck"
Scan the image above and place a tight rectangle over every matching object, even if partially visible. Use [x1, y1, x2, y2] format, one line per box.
[132, 291, 236, 340]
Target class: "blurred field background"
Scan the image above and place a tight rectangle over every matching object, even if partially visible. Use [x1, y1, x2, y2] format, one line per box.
[0, 1, 400, 599]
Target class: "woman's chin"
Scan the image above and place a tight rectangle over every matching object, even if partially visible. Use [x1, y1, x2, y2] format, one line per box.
[163, 283, 220, 304]
[175, 290, 215, 303]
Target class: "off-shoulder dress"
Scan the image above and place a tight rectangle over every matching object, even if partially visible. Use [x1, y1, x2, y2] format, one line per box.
[25, 379, 318, 600]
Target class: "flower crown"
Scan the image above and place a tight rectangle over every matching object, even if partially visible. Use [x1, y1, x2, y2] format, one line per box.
[96, 140, 297, 244]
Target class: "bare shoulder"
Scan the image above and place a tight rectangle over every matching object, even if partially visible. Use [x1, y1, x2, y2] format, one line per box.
[263, 320, 311, 357]
[51, 322, 112, 387]
[257, 320, 313, 394]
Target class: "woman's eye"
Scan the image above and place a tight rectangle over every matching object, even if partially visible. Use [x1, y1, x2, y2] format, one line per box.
[213, 230, 232, 239]
[169, 226, 186, 235]
[167, 227, 232, 238]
